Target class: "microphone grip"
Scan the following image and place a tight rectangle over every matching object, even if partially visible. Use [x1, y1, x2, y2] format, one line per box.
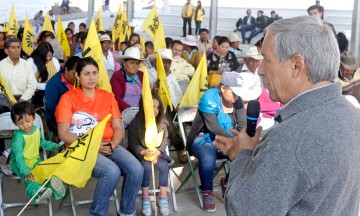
[246, 116, 258, 137]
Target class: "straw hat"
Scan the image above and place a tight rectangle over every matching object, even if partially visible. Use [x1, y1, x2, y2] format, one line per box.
[148, 48, 178, 62]
[116, 47, 144, 62]
[221, 71, 262, 101]
[341, 51, 360, 70]
[99, 34, 112, 42]
[229, 32, 242, 43]
[182, 35, 198, 47]
[238, 46, 263, 60]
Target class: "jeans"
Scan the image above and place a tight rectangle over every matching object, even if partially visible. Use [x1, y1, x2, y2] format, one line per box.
[90, 146, 143, 216]
[140, 157, 169, 187]
[191, 135, 218, 191]
[183, 17, 192, 36]
[240, 25, 254, 42]
[195, 21, 202, 36]
[248, 28, 264, 44]
[34, 21, 43, 33]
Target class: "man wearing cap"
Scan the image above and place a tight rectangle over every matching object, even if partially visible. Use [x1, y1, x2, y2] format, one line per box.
[186, 71, 247, 212]
[336, 51, 360, 102]
[213, 16, 360, 215]
[197, 28, 212, 56]
[170, 40, 195, 93]
[181, 0, 194, 37]
[100, 34, 120, 79]
[181, 35, 201, 69]
[228, 32, 243, 57]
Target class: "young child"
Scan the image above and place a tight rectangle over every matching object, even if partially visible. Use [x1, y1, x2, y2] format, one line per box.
[9, 101, 65, 203]
[127, 92, 172, 216]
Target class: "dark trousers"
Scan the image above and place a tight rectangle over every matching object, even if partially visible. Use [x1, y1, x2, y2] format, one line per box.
[183, 17, 192, 36]
[195, 21, 202, 36]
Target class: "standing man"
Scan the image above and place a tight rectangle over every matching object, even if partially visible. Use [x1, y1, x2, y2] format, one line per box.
[33, 10, 44, 33]
[214, 16, 360, 215]
[181, 0, 194, 37]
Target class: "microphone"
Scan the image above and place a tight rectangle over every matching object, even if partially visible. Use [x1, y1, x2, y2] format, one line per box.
[246, 100, 260, 137]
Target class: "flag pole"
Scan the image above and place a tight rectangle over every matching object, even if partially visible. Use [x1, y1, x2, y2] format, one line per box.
[17, 177, 52, 216]
[151, 162, 157, 216]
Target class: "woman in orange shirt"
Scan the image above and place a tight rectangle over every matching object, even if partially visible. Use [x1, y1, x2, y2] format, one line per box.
[55, 57, 143, 216]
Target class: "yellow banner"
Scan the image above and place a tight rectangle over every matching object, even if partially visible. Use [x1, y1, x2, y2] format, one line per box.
[141, 5, 159, 39]
[57, 16, 70, 56]
[0, 74, 17, 103]
[156, 52, 173, 111]
[22, 17, 34, 56]
[154, 21, 166, 52]
[8, 4, 20, 36]
[95, 8, 104, 32]
[42, 12, 54, 33]
[112, 5, 123, 42]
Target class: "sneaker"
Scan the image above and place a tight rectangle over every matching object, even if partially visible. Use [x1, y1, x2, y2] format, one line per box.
[0, 164, 13, 176]
[50, 176, 66, 197]
[219, 176, 227, 198]
[201, 190, 216, 213]
[157, 197, 169, 215]
[142, 197, 152, 216]
[36, 187, 52, 203]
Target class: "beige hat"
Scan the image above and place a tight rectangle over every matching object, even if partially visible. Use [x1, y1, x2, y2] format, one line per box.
[0, 25, 6, 33]
[116, 47, 144, 62]
[148, 48, 178, 62]
[182, 35, 198, 47]
[229, 32, 242, 43]
[341, 52, 360, 71]
[129, 21, 137, 28]
[238, 46, 263, 60]
[99, 34, 112, 42]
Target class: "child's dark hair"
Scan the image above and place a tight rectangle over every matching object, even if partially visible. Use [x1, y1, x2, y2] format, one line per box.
[10, 101, 35, 124]
[138, 91, 165, 131]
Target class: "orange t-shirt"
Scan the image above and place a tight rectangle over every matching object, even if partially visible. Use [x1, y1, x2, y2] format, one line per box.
[55, 87, 122, 142]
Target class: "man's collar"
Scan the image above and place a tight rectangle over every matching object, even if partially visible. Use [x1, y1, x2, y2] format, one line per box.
[6, 56, 20, 65]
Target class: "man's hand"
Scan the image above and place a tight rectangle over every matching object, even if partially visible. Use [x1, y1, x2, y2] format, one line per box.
[25, 173, 36, 181]
[214, 127, 262, 161]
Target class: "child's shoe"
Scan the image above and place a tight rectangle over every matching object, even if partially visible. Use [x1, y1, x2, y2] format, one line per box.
[36, 187, 52, 203]
[142, 197, 152, 216]
[157, 197, 169, 215]
[50, 176, 66, 197]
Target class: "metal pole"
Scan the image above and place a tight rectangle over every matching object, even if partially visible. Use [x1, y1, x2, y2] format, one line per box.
[209, 0, 218, 39]
[87, 0, 95, 26]
[127, 0, 134, 23]
[350, 0, 360, 58]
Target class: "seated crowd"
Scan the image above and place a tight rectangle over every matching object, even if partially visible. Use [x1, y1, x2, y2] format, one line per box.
[0, 3, 358, 215]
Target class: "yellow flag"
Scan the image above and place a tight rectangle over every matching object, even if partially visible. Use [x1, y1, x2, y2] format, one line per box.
[57, 16, 70, 56]
[140, 34, 145, 50]
[112, 5, 123, 42]
[8, 4, 20, 36]
[119, 10, 131, 43]
[179, 54, 209, 107]
[0, 74, 17, 103]
[42, 12, 54, 33]
[32, 114, 111, 188]
[154, 21, 166, 52]
[95, 8, 104, 32]
[22, 17, 35, 56]
[83, 18, 112, 93]
[141, 4, 159, 39]
[142, 67, 164, 161]
[157, 52, 173, 111]
[3, 23, 8, 32]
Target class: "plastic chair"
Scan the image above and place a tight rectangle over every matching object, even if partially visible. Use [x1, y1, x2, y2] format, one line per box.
[175, 106, 229, 209]
[0, 112, 53, 216]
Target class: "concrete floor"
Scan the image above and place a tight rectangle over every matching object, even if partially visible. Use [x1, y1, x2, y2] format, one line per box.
[0, 151, 227, 216]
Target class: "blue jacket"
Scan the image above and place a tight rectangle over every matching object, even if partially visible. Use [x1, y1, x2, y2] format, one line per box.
[241, 16, 256, 28]
[44, 71, 69, 124]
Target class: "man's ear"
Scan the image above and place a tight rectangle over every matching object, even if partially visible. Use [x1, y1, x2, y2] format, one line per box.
[4, 49, 8, 56]
[291, 54, 306, 78]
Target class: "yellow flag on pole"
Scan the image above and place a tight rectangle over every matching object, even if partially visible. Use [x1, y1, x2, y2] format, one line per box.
[42, 12, 54, 33]
[141, 4, 159, 39]
[142, 67, 164, 161]
[179, 54, 209, 107]
[83, 18, 112, 93]
[57, 16, 70, 56]
[32, 114, 111, 188]
[154, 21, 166, 52]
[156, 52, 173, 111]
[95, 8, 104, 32]
[22, 17, 35, 56]
[140, 34, 145, 50]
[0, 74, 17, 103]
[8, 4, 20, 36]
[119, 10, 131, 43]
[112, 5, 123, 42]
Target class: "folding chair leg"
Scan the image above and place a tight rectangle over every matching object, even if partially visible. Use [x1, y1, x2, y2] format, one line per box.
[0, 173, 4, 216]
[188, 161, 203, 209]
[69, 186, 77, 216]
[168, 171, 177, 212]
[48, 199, 53, 216]
[112, 189, 120, 214]
[176, 161, 199, 193]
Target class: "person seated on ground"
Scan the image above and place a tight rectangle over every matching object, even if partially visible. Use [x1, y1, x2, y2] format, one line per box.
[269, 10, 283, 24]
[165, 37, 173, 49]
[65, 28, 76, 57]
[45, 56, 80, 132]
[307, 5, 336, 34]
[111, 47, 144, 111]
[9, 101, 65, 203]
[170, 40, 195, 93]
[132, 42, 157, 87]
[247, 10, 267, 44]
[33, 10, 44, 34]
[55, 57, 143, 216]
[228, 32, 243, 57]
[240, 9, 256, 43]
[186, 72, 247, 212]
[27, 42, 60, 108]
[197, 28, 212, 56]
[337, 32, 349, 54]
[336, 52, 360, 102]
[181, 35, 201, 69]
[100, 34, 120, 79]
[128, 33, 140, 46]
[144, 41, 155, 58]
[0, 38, 37, 101]
[61, 0, 70, 14]
[78, 23, 86, 33]
[207, 37, 240, 87]
[128, 92, 173, 216]
[233, 17, 243, 33]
